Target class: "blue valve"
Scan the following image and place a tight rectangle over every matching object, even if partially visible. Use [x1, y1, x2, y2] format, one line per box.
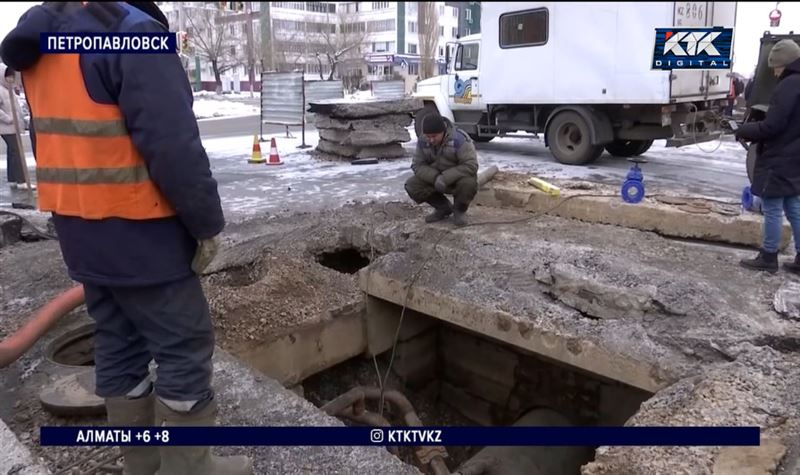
[621, 162, 645, 204]
[741, 186, 762, 214]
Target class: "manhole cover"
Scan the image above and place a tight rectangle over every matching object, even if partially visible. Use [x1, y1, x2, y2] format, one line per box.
[40, 368, 105, 417]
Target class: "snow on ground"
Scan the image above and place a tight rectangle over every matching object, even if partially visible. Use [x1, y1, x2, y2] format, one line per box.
[344, 90, 375, 102]
[201, 128, 752, 222]
[194, 91, 261, 99]
[193, 98, 260, 119]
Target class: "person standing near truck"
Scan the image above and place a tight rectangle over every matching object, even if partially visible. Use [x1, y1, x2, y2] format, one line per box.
[405, 114, 479, 227]
[736, 39, 800, 274]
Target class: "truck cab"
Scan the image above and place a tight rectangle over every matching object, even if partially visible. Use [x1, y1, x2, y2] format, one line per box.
[415, 34, 489, 140]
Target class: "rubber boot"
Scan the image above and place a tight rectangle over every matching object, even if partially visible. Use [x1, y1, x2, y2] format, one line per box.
[452, 202, 469, 227]
[783, 254, 800, 274]
[155, 397, 252, 475]
[424, 194, 453, 223]
[740, 250, 778, 274]
[105, 392, 160, 475]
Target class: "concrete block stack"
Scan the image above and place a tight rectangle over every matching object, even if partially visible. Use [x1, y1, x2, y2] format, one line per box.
[308, 97, 424, 160]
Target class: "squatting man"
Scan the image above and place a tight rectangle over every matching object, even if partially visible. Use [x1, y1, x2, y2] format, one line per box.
[405, 113, 479, 226]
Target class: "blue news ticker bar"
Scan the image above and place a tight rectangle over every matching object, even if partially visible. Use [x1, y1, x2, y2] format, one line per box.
[40, 33, 178, 54]
[40, 426, 761, 447]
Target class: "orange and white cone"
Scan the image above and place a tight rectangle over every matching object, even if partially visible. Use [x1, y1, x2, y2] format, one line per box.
[266, 137, 283, 166]
[248, 135, 265, 164]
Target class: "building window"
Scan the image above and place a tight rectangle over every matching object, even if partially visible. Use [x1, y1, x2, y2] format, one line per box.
[438, 46, 443, 56]
[230, 46, 236, 56]
[367, 19, 395, 33]
[452, 27, 458, 37]
[372, 41, 394, 53]
[455, 43, 479, 71]
[341, 22, 366, 33]
[372, 2, 390, 10]
[453, 6, 458, 17]
[230, 24, 236, 35]
[342, 2, 359, 13]
[408, 43, 418, 54]
[500, 9, 549, 48]
[307, 2, 336, 13]
[272, 2, 305, 10]
[465, 9, 472, 22]
[408, 21, 417, 33]
[408, 63, 419, 75]
[439, 26, 444, 37]
[439, 5, 444, 16]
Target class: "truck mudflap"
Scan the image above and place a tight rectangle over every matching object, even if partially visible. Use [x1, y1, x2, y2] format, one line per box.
[664, 107, 725, 148]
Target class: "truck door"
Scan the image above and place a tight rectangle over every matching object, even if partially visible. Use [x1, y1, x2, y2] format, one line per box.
[448, 41, 484, 111]
[669, 2, 735, 101]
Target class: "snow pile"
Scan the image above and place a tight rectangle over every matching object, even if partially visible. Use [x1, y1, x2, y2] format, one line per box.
[345, 90, 374, 102]
[193, 99, 259, 119]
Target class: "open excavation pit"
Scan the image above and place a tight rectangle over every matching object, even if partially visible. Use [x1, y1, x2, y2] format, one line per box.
[2, 199, 800, 473]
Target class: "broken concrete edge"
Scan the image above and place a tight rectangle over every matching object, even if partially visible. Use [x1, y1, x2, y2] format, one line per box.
[358, 270, 668, 394]
[474, 182, 791, 250]
[0, 417, 52, 475]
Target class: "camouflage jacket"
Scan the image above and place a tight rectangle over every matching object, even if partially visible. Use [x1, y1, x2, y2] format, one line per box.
[412, 119, 478, 186]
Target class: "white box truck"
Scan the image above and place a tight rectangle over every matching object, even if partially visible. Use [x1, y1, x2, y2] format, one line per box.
[413, 2, 738, 165]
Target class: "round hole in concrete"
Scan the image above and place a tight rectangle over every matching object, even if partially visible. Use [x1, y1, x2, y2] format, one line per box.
[316, 247, 370, 274]
[46, 323, 95, 367]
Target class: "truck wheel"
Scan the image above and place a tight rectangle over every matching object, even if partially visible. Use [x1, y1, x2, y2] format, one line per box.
[605, 139, 652, 157]
[469, 133, 495, 143]
[636, 140, 654, 156]
[546, 111, 604, 165]
[414, 103, 439, 138]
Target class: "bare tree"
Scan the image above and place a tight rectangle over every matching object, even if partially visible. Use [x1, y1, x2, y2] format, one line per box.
[271, 31, 308, 72]
[418, 2, 439, 80]
[184, 5, 244, 91]
[313, 11, 368, 81]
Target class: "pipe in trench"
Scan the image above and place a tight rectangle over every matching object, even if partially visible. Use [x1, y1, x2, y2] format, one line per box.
[321, 386, 450, 475]
[453, 408, 595, 475]
[0, 285, 85, 368]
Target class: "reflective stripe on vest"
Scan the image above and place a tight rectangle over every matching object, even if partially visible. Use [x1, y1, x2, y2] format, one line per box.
[22, 53, 175, 220]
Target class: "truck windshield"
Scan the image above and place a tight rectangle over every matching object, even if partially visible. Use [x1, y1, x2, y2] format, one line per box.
[456, 43, 479, 71]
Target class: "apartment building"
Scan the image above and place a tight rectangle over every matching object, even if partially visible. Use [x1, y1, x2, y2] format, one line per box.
[158, 2, 467, 93]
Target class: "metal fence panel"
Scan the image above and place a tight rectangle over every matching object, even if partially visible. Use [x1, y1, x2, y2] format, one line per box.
[304, 80, 344, 118]
[371, 80, 406, 98]
[261, 72, 304, 126]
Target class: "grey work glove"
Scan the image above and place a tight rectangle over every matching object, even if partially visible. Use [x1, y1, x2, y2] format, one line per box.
[434, 175, 447, 194]
[191, 236, 220, 274]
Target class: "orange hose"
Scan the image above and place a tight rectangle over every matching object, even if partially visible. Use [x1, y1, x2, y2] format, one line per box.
[0, 285, 85, 368]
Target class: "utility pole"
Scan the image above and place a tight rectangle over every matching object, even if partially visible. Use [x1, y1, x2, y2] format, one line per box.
[259, 1, 273, 72]
[245, 1, 255, 97]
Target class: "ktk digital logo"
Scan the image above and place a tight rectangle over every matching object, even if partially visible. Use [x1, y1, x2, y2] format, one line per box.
[652, 27, 733, 70]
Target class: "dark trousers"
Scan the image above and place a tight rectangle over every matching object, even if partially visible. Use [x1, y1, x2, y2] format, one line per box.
[84, 275, 215, 402]
[2, 134, 25, 184]
[405, 175, 478, 208]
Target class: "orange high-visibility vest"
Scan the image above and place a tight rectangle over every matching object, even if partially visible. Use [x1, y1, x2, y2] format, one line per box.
[22, 53, 175, 220]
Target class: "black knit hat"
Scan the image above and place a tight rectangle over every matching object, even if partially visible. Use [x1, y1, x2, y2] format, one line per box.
[422, 114, 446, 134]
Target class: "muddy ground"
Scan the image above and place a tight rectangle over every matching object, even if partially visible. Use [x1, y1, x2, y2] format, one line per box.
[2, 198, 800, 473]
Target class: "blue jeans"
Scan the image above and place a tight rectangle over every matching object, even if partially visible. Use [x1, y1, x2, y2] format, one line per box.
[762, 196, 800, 253]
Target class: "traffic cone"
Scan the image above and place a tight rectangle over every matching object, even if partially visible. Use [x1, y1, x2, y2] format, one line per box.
[266, 137, 283, 166]
[248, 135, 265, 164]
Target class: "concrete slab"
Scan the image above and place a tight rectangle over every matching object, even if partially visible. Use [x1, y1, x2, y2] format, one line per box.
[474, 174, 792, 250]
[0, 418, 51, 475]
